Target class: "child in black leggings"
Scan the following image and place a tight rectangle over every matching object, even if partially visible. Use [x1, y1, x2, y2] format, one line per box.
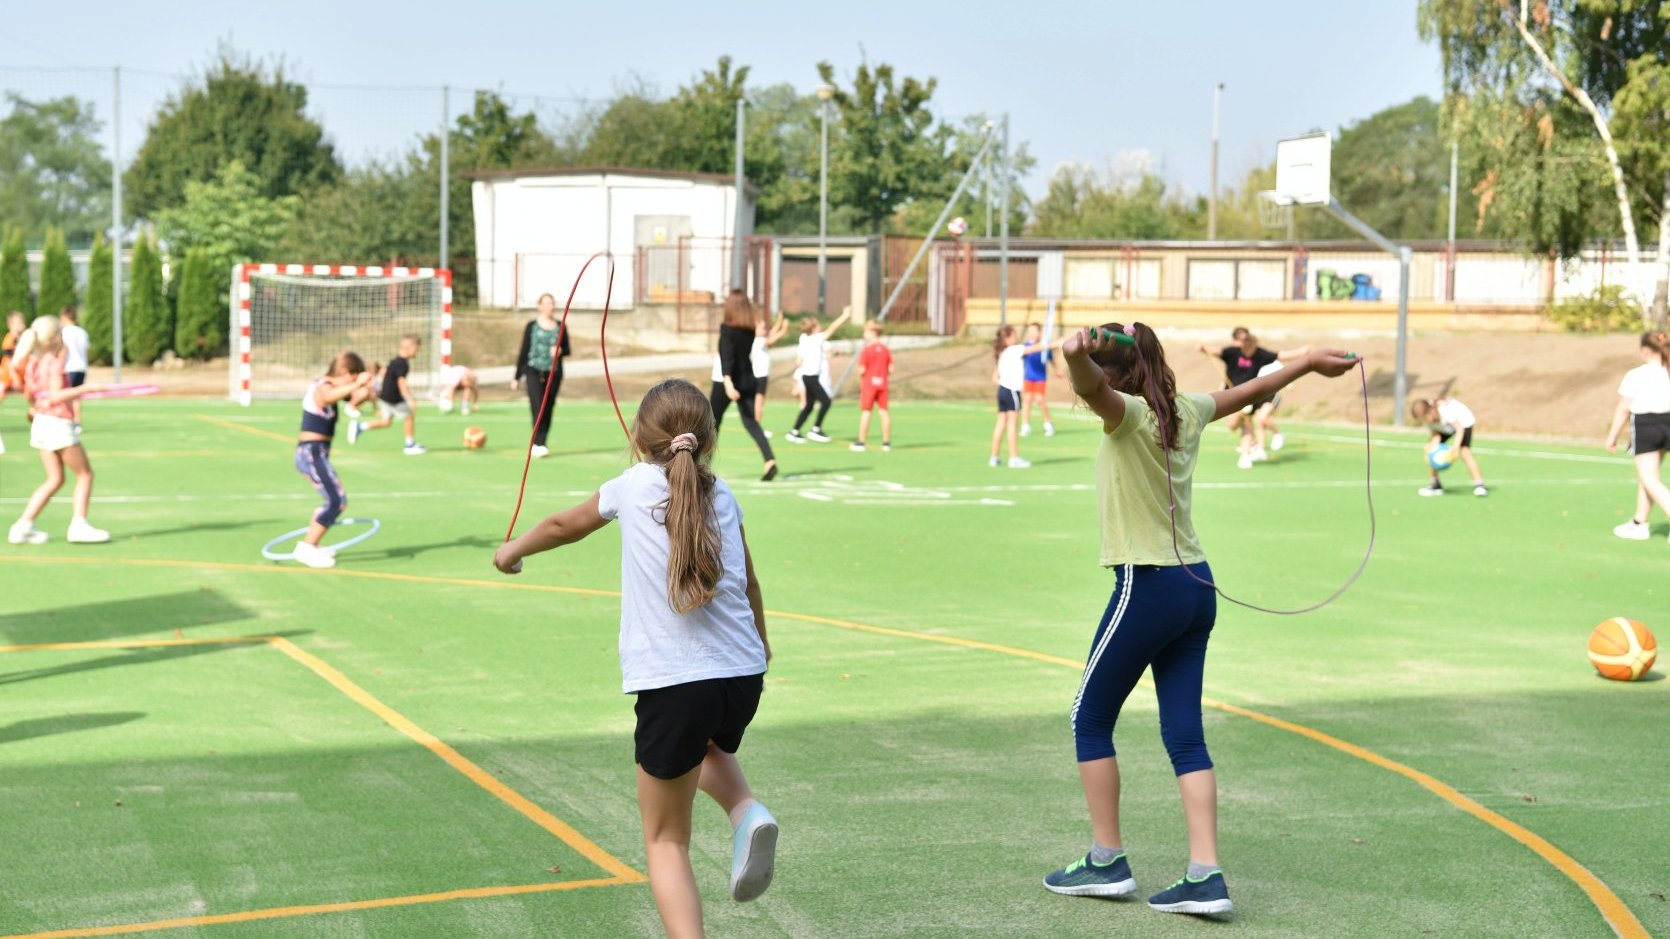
[713, 290, 778, 481]
[786, 309, 850, 444]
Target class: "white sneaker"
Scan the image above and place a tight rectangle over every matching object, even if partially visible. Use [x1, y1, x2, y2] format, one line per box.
[1473, 485, 1488, 497]
[989, 456, 1001, 467]
[1614, 520, 1651, 541]
[729, 802, 779, 902]
[807, 429, 832, 443]
[66, 518, 110, 544]
[1044, 422, 1055, 437]
[1237, 453, 1254, 470]
[347, 420, 363, 445]
[764, 430, 773, 438]
[530, 444, 550, 459]
[1250, 446, 1269, 463]
[1020, 423, 1032, 438]
[849, 442, 866, 452]
[1008, 457, 1031, 469]
[293, 542, 336, 569]
[437, 397, 455, 414]
[343, 404, 362, 420]
[1270, 433, 1285, 452]
[785, 430, 806, 444]
[403, 442, 427, 456]
[1418, 485, 1445, 497]
[8, 519, 47, 545]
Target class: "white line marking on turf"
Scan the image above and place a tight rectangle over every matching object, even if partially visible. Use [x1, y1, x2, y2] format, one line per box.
[1301, 432, 1629, 465]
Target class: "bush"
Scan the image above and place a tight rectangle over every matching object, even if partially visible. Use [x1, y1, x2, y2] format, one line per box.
[124, 233, 170, 365]
[1547, 284, 1643, 332]
[174, 248, 224, 359]
[0, 228, 30, 317]
[37, 228, 77, 316]
[84, 234, 116, 365]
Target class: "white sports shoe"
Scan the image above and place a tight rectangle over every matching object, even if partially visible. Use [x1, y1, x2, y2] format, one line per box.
[1250, 446, 1269, 463]
[293, 542, 336, 569]
[1020, 423, 1032, 438]
[347, 420, 363, 445]
[1614, 520, 1651, 541]
[989, 456, 1001, 467]
[530, 444, 550, 459]
[437, 397, 455, 414]
[1008, 457, 1031, 469]
[343, 404, 362, 420]
[403, 442, 427, 456]
[1044, 422, 1055, 437]
[729, 802, 779, 902]
[1270, 433, 1285, 451]
[66, 518, 110, 544]
[807, 429, 832, 443]
[849, 442, 866, 452]
[8, 519, 47, 545]
[1237, 453, 1254, 470]
[1418, 485, 1445, 497]
[1473, 485, 1489, 497]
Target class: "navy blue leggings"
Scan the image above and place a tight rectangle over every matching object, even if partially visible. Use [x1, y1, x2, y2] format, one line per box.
[1070, 562, 1217, 775]
[295, 441, 346, 528]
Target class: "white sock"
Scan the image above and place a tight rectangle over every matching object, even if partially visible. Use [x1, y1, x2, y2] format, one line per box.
[728, 797, 758, 827]
[405, 437, 415, 446]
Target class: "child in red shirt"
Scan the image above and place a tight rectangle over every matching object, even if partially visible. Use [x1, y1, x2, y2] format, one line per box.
[851, 321, 893, 452]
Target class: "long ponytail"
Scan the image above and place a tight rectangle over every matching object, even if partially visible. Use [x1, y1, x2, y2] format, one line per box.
[633, 378, 723, 613]
[1087, 321, 1180, 450]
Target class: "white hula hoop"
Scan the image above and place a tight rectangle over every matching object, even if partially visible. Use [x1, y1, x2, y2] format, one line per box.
[261, 517, 381, 561]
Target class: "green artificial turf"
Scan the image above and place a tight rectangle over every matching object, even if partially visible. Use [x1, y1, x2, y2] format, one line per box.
[0, 397, 1664, 938]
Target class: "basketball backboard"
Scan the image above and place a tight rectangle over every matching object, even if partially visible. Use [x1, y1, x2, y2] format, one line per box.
[1274, 133, 1331, 206]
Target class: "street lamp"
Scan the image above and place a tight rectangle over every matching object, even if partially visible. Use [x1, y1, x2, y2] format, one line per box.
[817, 82, 835, 316]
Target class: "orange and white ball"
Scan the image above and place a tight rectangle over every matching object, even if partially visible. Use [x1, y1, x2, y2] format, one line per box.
[1588, 618, 1657, 681]
[463, 426, 487, 450]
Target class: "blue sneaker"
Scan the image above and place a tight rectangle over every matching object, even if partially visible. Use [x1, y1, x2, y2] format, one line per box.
[1043, 852, 1137, 897]
[730, 803, 778, 902]
[1147, 870, 1232, 914]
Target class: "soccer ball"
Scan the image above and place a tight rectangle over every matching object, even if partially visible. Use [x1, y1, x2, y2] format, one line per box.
[1428, 444, 1454, 471]
[947, 216, 968, 237]
[463, 426, 487, 450]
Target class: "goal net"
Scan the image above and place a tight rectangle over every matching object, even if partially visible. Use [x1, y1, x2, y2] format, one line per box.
[231, 264, 452, 405]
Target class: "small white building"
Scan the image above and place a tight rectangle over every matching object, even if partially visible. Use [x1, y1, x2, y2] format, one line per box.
[469, 166, 756, 310]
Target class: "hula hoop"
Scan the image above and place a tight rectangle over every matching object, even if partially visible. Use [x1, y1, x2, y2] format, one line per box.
[261, 517, 381, 561]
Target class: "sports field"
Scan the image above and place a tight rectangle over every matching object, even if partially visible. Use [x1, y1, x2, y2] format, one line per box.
[1, 396, 1663, 939]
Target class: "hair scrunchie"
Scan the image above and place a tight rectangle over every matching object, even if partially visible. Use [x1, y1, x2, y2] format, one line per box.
[668, 432, 698, 455]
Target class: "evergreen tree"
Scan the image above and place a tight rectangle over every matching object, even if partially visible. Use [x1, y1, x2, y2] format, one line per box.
[0, 227, 30, 316]
[37, 227, 76, 315]
[174, 248, 223, 359]
[83, 233, 115, 364]
[124, 233, 168, 365]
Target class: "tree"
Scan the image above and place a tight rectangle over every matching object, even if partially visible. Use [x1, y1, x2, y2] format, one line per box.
[156, 160, 298, 326]
[0, 227, 29, 316]
[895, 115, 1035, 235]
[174, 248, 222, 359]
[124, 232, 168, 365]
[124, 49, 340, 218]
[1030, 157, 1202, 239]
[0, 94, 112, 244]
[83, 234, 115, 364]
[37, 228, 76, 315]
[816, 60, 955, 234]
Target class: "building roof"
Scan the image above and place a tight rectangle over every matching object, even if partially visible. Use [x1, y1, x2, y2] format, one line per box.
[462, 165, 759, 196]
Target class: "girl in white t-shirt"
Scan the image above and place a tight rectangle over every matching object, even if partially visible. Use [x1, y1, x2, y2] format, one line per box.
[752, 313, 789, 426]
[787, 309, 850, 443]
[494, 377, 779, 934]
[990, 325, 1059, 468]
[1606, 331, 1670, 541]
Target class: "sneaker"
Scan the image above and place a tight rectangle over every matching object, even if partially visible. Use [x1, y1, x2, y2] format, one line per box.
[1148, 870, 1232, 915]
[343, 404, 362, 421]
[1614, 520, 1651, 541]
[66, 518, 111, 544]
[1021, 422, 1032, 438]
[531, 444, 550, 459]
[1043, 852, 1137, 898]
[730, 803, 779, 902]
[882, 441, 891, 452]
[460, 402, 472, 416]
[807, 429, 832, 443]
[403, 442, 428, 456]
[437, 397, 455, 414]
[1473, 485, 1488, 497]
[1270, 432, 1285, 451]
[764, 430, 773, 438]
[761, 461, 778, 482]
[347, 420, 363, 445]
[7, 519, 47, 545]
[786, 430, 806, 444]
[293, 542, 336, 569]
[1250, 446, 1269, 463]
[1044, 422, 1055, 437]
[1008, 457, 1031, 469]
[1237, 453, 1254, 470]
[849, 442, 866, 452]
[1418, 485, 1445, 497]
[989, 456, 1001, 467]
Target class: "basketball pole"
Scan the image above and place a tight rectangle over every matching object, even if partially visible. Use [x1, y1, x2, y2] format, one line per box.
[1323, 198, 1410, 427]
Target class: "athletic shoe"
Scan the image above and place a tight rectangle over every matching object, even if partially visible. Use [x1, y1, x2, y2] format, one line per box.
[730, 803, 779, 902]
[1043, 852, 1137, 898]
[760, 461, 778, 482]
[989, 456, 1001, 467]
[882, 442, 891, 452]
[460, 403, 472, 416]
[403, 443, 428, 456]
[1418, 485, 1445, 497]
[437, 397, 455, 414]
[1044, 422, 1055, 437]
[1270, 432, 1285, 451]
[786, 430, 806, 444]
[531, 444, 550, 459]
[1020, 422, 1032, 438]
[343, 404, 362, 421]
[1250, 446, 1269, 463]
[1008, 457, 1031, 469]
[347, 420, 363, 445]
[1237, 453, 1254, 470]
[7, 520, 47, 545]
[849, 442, 866, 452]
[293, 542, 336, 569]
[807, 429, 832, 443]
[1614, 520, 1651, 541]
[66, 518, 111, 544]
[764, 430, 773, 438]
[1473, 485, 1488, 497]
[1148, 871, 1232, 915]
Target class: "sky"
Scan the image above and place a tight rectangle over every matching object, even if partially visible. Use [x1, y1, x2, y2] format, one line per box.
[0, 0, 1444, 203]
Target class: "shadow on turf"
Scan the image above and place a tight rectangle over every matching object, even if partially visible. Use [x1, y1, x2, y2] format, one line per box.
[1, 590, 260, 645]
[119, 518, 282, 541]
[351, 535, 501, 562]
[0, 630, 311, 689]
[0, 712, 145, 745]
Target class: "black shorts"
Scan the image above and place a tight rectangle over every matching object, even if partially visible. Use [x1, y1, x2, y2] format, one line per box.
[756, 375, 769, 395]
[634, 673, 764, 779]
[1439, 426, 1474, 449]
[1634, 413, 1670, 454]
[66, 372, 86, 388]
[997, 387, 1021, 412]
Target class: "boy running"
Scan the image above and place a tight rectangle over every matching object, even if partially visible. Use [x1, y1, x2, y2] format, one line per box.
[351, 335, 426, 455]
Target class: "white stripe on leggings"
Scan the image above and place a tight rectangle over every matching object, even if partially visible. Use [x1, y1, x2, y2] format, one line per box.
[1069, 562, 1134, 729]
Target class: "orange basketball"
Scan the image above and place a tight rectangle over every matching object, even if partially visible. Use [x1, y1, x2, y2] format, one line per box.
[463, 426, 487, 450]
[1588, 618, 1657, 681]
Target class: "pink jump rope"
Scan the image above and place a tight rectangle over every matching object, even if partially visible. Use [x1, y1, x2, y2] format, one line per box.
[1097, 325, 1374, 615]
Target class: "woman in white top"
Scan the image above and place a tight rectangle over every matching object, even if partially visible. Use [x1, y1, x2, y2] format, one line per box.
[495, 378, 779, 934]
[786, 308, 851, 443]
[1606, 331, 1670, 541]
[990, 324, 1059, 468]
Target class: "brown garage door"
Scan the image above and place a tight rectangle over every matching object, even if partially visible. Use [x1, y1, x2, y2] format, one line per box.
[781, 257, 853, 315]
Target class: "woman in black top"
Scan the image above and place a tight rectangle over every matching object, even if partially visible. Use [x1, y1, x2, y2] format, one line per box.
[713, 290, 777, 481]
[512, 292, 572, 458]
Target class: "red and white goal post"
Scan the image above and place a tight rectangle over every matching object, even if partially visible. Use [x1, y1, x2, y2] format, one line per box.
[230, 263, 452, 405]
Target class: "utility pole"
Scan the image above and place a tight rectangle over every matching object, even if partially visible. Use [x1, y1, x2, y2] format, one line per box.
[731, 98, 747, 291]
[1446, 141, 1458, 303]
[439, 85, 450, 272]
[999, 113, 1010, 325]
[111, 65, 124, 381]
[1208, 82, 1224, 240]
[817, 84, 834, 316]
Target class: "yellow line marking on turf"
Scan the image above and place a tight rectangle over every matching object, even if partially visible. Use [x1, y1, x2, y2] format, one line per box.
[0, 877, 630, 939]
[193, 413, 292, 443]
[4, 556, 1648, 939]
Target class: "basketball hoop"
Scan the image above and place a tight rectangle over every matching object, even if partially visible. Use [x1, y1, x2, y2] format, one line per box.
[1258, 190, 1294, 231]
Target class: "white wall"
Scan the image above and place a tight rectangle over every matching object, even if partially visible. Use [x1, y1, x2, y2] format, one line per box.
[471, 172, 754, 309]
